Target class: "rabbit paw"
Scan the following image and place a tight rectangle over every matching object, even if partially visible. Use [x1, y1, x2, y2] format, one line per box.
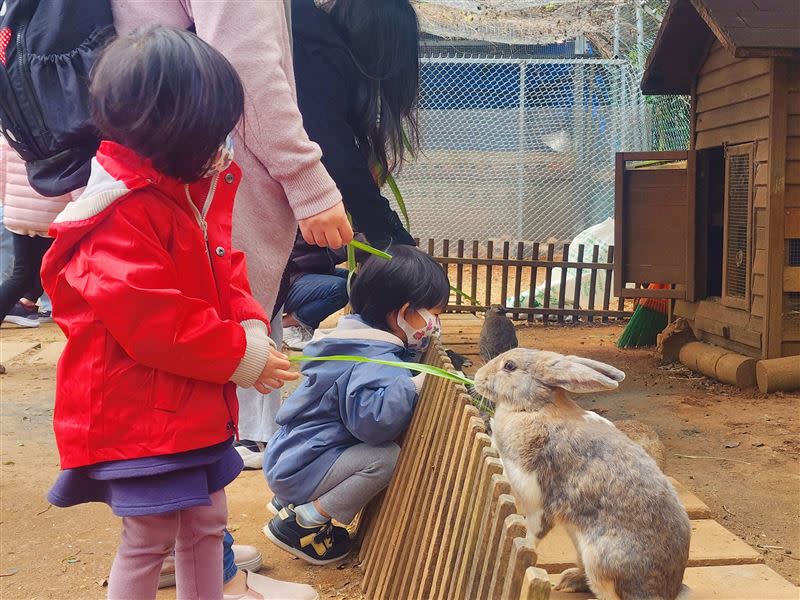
[555, 567, 591, 593]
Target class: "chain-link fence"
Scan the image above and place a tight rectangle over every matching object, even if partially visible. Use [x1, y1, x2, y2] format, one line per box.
[390, 56, 688, 246]
[389, 1, 690, 247]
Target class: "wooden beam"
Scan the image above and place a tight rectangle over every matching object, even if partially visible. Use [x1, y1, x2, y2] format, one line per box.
[617, 151, 689, 161]
[687, 150, 698, 302]
[784, 267, 800, 292]
[689, 0, 738, 58]
[786, 207, 800, 237]
[764, 59, 789, 359]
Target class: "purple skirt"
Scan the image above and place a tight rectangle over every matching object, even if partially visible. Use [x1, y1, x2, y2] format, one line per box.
[48, 438, 243, 517]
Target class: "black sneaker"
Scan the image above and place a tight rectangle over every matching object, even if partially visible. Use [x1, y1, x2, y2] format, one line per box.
[3, 303, 40, 328]
[267, 497, 290, 516]
[264, 507, 351, 566]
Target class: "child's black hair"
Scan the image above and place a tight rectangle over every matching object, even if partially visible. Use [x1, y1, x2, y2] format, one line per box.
[349, 244, 450, 330]
[90, 26, 244, 182]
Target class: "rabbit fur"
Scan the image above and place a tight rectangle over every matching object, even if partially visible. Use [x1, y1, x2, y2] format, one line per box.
[475, 348, 691, 600]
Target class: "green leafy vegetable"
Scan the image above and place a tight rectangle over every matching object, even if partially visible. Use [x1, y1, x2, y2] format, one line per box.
[288, 354, 474, 387]
[450, 285, 479, 306]
[349, 240, 392, 260]
[402, 129, 416, 159]
[385, 172, 410, 231]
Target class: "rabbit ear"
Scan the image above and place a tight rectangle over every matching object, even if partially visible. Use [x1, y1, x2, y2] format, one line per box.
[563, 356, 626, 383]
[540, 357, 624, 393]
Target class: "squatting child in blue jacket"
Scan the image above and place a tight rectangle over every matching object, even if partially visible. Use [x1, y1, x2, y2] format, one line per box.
[263, 245, 450, 564]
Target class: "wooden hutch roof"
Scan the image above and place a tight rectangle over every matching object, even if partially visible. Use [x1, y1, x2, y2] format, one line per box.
[641, 0, 800, 95]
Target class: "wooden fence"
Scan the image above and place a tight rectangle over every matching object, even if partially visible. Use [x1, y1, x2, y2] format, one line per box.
[416, 238, 636, 322]
[358, 343, 551, 600]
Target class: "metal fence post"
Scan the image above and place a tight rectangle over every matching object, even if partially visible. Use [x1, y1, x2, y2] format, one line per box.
[516, 60, 528, 240]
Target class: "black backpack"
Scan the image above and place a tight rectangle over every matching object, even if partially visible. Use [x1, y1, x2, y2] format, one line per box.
[0, 0, 115, 196]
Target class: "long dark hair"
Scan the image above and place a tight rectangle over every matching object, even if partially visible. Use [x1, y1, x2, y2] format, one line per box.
[327, 0, 421, 178]
[91, 27, 244, 182]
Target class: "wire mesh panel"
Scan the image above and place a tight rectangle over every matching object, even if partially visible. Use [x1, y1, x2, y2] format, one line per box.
[787, 240, 800, 343]
[723, 149, 753, 303]
[396, 58, 637, 243]
[391, 56, 688, 247]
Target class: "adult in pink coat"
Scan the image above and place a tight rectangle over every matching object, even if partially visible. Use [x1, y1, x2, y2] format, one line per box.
[111, 2, 352, 599]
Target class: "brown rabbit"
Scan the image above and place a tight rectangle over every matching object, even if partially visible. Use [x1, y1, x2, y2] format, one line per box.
[475, 349, 690, 600]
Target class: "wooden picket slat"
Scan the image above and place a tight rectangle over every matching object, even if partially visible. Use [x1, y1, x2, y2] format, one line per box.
[500, 241, 510, 311]
[485, 241, 494, 309]
[519, 568, 554, 600]
[587, 244, 600, 323]
[503, 537, 539, 600]
[456, 240, 465, 308]
[557, 243, 570, 323]
[572, 244, 585, 311]
[471, 241, 479, 310]
[442, 238, 451, 285]
[476, 492, 517, 599]
[542, 243, 556, 322]
[513, 242, 525, 320]
[488, 515, 528, 599]
[602, 245, 615, 322]
[527, 242, 540, 323]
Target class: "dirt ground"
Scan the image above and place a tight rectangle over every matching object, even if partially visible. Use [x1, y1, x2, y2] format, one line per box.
[1, 320, 798, 599]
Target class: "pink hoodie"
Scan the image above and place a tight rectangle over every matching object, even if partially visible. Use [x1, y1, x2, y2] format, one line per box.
[111, 0, 342, 316]
[0, 137, 74, 237]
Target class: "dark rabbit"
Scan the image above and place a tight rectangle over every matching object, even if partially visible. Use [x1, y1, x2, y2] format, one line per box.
[479, 305, 518, 361]
[475, 349, 690, 600]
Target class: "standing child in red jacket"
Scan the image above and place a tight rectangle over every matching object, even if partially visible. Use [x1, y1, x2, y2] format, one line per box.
[40, 27, 299, 600]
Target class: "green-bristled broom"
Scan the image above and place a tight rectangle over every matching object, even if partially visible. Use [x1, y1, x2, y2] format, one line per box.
[616, 283, 670, 348]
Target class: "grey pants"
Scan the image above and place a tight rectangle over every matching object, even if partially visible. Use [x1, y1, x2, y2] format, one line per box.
[311, 442, 400, 524]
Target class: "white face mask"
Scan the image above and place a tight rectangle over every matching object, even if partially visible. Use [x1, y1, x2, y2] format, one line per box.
[397, 308, 441, 359]
[202, 133, 235, 177]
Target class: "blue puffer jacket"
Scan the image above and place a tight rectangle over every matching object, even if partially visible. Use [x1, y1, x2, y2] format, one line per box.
[264, 315, 418, 503]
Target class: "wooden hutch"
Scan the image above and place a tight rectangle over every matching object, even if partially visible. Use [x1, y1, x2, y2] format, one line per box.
[615, 0, 800, 363]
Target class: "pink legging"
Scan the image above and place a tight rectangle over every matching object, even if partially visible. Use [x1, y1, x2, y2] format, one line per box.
[107, 489, 227, 600]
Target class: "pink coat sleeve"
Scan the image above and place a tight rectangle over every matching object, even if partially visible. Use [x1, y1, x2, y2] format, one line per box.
[111, 0, 342, 221]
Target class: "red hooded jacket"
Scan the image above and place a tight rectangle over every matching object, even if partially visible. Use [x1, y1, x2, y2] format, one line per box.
[41, 142, 271, 469]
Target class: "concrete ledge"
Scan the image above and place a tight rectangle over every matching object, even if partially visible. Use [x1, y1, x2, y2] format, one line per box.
[548, 564, 800, 599]
[535, 520, 763, 572]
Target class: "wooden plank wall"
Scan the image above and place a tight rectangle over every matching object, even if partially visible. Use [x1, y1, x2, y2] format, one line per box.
[783, 59, 800, 355]
[358, 342, 550, 600]
[693, 40, 769, 353]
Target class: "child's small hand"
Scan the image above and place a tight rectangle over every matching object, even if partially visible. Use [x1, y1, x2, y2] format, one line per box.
[254, 347, 300, 394]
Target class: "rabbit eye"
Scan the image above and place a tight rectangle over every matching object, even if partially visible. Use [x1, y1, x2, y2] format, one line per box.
[503, 360, 517, 372]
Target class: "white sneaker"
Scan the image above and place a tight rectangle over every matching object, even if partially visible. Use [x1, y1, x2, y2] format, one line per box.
[235, 439, 266, 470]
[283, 325, 313, 351]
[158, 545, 262, 589]
[224, 570, 318, 600]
